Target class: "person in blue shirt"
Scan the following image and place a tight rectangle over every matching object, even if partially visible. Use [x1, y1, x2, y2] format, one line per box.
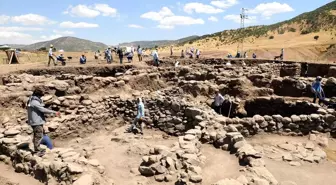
[126, 98, 145, 134]
[80, 54, 86, 64]
[311, 76, 325, 104]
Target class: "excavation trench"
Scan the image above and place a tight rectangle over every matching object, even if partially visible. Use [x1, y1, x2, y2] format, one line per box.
[0, 63, 335, 185]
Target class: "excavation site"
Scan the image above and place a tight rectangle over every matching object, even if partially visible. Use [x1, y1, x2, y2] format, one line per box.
[0, 57, 336, 185]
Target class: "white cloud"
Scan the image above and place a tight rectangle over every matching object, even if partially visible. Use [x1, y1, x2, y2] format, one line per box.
[210, 0, 238, 9]
[250, 2, 294, 18]
[60, 21, 99, 28]
[0, 31, 33, 44]
[128, 24, 143, 29]
[183, 3, 223, 14]
[223, 14, 257, 24]
[11, 14, 55, 25]
[158, 16, 204, 29]
[208, 16, 219, 22]
[0, 15, 10, 24]
[94, 4, 117, 17]
[40, 34, 62, 41]
[0, 26, 43, 31]
[157, 25, 174, 29]
[141, 7, 174, 21]
[53, 30, 75, 35]
[65, 5, 100, 18]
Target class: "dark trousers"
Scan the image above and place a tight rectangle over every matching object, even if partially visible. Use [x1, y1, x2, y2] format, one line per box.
[313, 93, 323, 104]
[154, 59, 159, 67]
[48, 56, 56, 66]
[132, 118, 143, 132]
[214, 105, 222, 115]
[32, 125, 44, 152]
[119, 57, 123, 64]
[138, 54, 142, 61]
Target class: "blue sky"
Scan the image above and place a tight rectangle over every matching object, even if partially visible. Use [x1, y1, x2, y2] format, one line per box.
[0, 0, 333, 45]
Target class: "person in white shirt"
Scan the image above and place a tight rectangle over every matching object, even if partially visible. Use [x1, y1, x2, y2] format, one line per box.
[152, 49, 159, 67]
[48, 45, 56, 67]
[196, 49, 200, 59]
[214, 91, 225, 114]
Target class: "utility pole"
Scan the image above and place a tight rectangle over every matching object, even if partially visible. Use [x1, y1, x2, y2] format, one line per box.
[239, 8, 248, 58]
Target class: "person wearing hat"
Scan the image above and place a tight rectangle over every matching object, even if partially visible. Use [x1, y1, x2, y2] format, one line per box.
[311, 76, 325, 104]
[48, 45, 56, 67]
[27, 88, 60, 156]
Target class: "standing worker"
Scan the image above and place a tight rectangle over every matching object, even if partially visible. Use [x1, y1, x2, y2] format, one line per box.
[48, 45, 56, 67]
[153, 49, 159, 67]
[280, 48, 284, 61]
[196, 49, 200, 59]
[214, 91, 225, 115]
[27, 88, 60, 156]
[126, 97, 145, 135]
[105, 48, 112, 64]
[311, 76, 325, 104]
[117, 46, 123, 64]
[137, 45, 143, 62]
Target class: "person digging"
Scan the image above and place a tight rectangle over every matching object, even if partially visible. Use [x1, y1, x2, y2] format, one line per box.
[126, 98, 145, 135]
[27, 88, 60, 156]
[214, 91, 225, 115]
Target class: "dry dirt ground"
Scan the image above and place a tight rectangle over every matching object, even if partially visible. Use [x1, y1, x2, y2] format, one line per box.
[56, 124, 243, 185]
[247, 134, 336, 185]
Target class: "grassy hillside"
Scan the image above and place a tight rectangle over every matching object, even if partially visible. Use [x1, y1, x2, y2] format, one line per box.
[23, 37, 107, 52]
[179, 1, 336, 46]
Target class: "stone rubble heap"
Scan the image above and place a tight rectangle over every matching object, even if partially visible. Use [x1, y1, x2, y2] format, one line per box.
[139, 129, 205, 184]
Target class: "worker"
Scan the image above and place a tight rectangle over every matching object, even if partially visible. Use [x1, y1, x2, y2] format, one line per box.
[170, 45, 173, 56]
[105, 48, 112, 64]
[94, 51, 99, 60]
[27, 88, 60, 156]
[80, 54, 86, 64]
[244, 52, 248, 58]
[137, 45, 143, 62]
[214, 91, 225, 115]
[311, 76, 325, 104]
[280, 48, 284, 60]
[153, 49, 159, 67]
[56, 53, 66, 66]
[227, 53, 232, 58]
[126, 97, 145, 135]
[117, 46, 123, 64]
[181, 50, 185, 58]
[302, 62, 309, 77]
[252, 53, 257, 59]
[127, 51, 133, 63]
[196, 49, 200, 59]
[48, 45, 56, 67]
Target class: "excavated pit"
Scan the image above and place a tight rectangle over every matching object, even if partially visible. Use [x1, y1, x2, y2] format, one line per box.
[0, 58, 335, 185]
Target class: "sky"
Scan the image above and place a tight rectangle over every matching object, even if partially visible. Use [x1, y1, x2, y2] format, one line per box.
[0, 0, 333, 45]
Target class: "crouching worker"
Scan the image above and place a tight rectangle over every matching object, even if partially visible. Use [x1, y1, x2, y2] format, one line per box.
[80, 54, 86, 64]
[56, 53, 66, 66]
[27, 88, 60, 156]
[311, 76, 325, 104]
[126, 98, 145, 135]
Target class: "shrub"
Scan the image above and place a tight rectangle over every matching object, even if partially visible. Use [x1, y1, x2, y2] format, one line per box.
[301, 29, 311, 35]
[288, 27, 296, 32]
[314, 35, 319, 40]
[189, 41, 193, 44]
[278, 28, 285, 34]
[269, 36, 274, 39]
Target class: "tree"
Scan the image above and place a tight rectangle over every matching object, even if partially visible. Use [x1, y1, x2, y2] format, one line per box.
[314, 35, 319, 40]
[52, 47, 57, 52]
[38, 47, 47, 51]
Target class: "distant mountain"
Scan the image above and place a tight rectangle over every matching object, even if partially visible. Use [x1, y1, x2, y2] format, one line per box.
[22, 36, 108, 52]
[119, 35, 199, 48]
[5, 44, 27, 49]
